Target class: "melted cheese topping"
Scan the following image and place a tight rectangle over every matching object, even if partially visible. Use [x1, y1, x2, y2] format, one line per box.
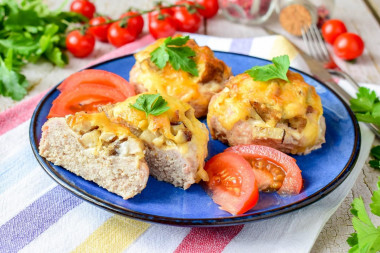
[207, 71, 323, 154]
[66, 112, 144, 159]
[133, 37, 231, 110]
[103, 93, 209, 182]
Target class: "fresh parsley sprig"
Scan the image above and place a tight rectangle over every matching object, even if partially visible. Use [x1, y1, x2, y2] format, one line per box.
[130, 94, 170, 118]
[369, 146, 380, 170]
[0, 0, 85, 100]
[150, 36, 199, 76]
[350, 87, 380, 126]
[347, 177, 380, 253]
[245, 55, 290, 82]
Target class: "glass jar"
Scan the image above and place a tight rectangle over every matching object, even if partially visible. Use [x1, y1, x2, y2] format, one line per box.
[219, 0, 278, 25]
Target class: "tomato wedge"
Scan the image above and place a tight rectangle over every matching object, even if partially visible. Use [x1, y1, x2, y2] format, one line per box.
[48, 70, 135, 118]
[58, 69, 135, 98]
[226, 145, 303, 195]
[204, 152, 259, 215]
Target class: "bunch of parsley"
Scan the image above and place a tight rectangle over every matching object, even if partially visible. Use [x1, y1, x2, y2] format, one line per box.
[0, 0, 85, 100]
[347, 177, 380, 252]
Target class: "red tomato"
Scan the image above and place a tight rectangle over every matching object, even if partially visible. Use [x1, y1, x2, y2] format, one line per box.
[333, 32, 364, 60]
[120, 11, 144, 35]
[89, 16, 111, 42]
[48, 85, 125, 118]
[48, 70, 135, 118]
[148, 12, 177, 39]
[58, 69, 135, 98]
[70, 0, 96, 19]
[321, 19, 347, 45]
[204, 152, 259, 215]
[66, 30, 95, 58]
[226, 145, 303, 195]
[107, 21, 138, 47]
[173, 1, 202, 33]
[196, 0, 219, 18]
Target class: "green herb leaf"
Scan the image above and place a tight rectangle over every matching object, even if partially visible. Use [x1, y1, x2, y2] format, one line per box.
[129, 94, 170, 118]
[347, 177, 380, 253]
[350, 87, 377, 113]
[245, 55, 290, 82]
[370, 179, 380, 216]
[0, 55, 28, 101]
[150, 36, 199, 76]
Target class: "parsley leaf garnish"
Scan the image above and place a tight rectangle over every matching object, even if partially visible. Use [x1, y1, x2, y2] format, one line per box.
[150, 36, 199, 76]
[347, 177, 380, 253]
[245, 55, 290, 82]
[350, 87, 380, 127]
[130, 94, 170, 118]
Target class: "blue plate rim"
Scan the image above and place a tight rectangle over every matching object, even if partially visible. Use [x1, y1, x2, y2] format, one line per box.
[29, 51, 361, 227]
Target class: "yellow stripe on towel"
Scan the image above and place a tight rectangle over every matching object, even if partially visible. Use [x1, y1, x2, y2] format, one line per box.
[71, 215, 150, 253]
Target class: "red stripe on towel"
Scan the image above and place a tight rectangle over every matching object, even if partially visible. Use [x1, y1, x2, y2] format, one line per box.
[0, 91, 47, 136]
[174, 225, 244, 253]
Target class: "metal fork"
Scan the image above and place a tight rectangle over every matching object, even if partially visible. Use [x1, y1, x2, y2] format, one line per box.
[302, 24, 380, 136]
[301, 24, 360, 90]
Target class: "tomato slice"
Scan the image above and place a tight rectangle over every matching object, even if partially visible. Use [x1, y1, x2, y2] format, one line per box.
[58, 69, 135, 98]
[204, 152, 259, 215]
[226, 145, 303, 195]
[48, 70, 135, 118]
[48, 84, 126, 118]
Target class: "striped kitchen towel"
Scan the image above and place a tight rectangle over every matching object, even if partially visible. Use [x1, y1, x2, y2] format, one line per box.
[0, 34, 374, 253]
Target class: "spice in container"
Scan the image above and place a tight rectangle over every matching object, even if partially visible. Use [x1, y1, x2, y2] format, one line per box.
[279, 0, 317, 36]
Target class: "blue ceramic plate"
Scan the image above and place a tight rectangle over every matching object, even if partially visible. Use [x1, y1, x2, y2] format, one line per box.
[30, 52, 360, 226]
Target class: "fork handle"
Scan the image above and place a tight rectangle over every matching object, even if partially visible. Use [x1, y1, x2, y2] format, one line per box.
[327, 69, 361, 89]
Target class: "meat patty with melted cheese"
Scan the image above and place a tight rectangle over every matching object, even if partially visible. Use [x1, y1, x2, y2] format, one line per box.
[101, 93, 209, 189]
[207, 71, 326, 155]
[129, 37, 232, 118]
[39, 112, 149, 199]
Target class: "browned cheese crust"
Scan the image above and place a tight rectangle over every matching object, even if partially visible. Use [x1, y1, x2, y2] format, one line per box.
[129, 37, 232, 118]
[207, 71, 326, 155]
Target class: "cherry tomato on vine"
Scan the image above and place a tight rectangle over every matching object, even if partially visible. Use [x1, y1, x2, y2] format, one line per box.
[70, 0, 96, 19]
[333, 33, 364, 60]
[89, 16, 111, 42]
[107, 21, 138, 47]
[172, 0, 202, 33]
[120, 11, 144, 35]
[148, 12, 177, 39]
[196, 0, 219, 18]
[66, 30, 95, 58]
[321, 19, 347, 45]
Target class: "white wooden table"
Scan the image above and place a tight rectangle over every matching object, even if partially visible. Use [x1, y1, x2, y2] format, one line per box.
[3, 0, 380, 252]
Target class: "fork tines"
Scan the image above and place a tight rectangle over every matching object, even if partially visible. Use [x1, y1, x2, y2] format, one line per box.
[301, 24, 330, 62]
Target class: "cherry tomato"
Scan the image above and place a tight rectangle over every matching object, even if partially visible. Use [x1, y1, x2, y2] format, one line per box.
[148, 12, 177, 39]
[120, 11, 144, 35]
[204, 152, 259, 215]
[333, 32, 364, 60]
[49, 70, 135, 118]
[173, 1, 202, 33]
[107, 21, 138, 47]
[70, 0, 96, 19]
[196, 0, 219, 18]
[321, 19, 347, 45]
[66, 30, 95, 58]
[89, 16, 111, 42]
[226, 145, 303, 195]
